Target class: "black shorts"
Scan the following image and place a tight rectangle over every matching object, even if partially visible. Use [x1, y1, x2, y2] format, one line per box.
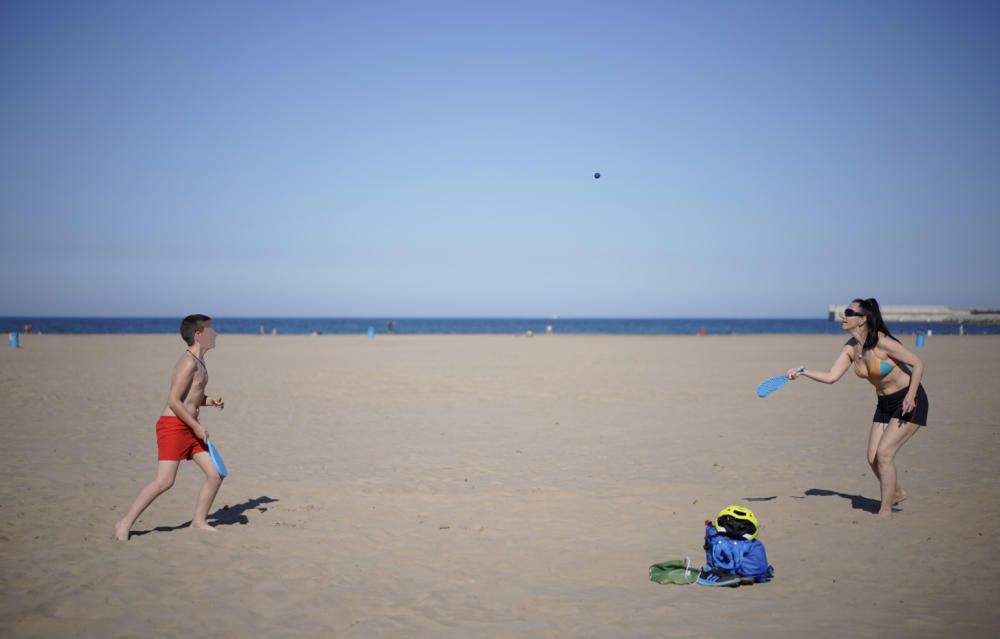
[873, 385, 928, 426]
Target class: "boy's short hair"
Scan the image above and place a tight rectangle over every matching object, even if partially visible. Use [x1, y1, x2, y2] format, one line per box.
[180, 314, 212, 345]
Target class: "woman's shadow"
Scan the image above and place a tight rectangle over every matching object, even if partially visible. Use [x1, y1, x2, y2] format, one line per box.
[131, 495, 278, 537]
[803, 488, 883, 513]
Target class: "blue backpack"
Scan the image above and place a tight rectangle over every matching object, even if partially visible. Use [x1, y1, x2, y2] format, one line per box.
[703, 523, 774, 582]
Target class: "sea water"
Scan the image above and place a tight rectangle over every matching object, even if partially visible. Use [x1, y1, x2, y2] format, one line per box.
[2, 317, 997, 336]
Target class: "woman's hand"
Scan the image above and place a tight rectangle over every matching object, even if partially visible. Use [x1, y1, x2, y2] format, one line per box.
[902, 392, 917, 415]
[787, 368, 804, 380]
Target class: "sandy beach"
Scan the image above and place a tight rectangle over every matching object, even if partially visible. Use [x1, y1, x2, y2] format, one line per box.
[1, 333, 998, 638]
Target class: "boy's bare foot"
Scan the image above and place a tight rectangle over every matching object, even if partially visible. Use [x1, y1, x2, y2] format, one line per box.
[893, 492, 908, 505]
[113, 520, 131, 542]
[877, 510, 894, 520]
[191, 521, 218, 533]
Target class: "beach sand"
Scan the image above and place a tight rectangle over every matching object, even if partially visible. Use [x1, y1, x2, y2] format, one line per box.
[1, 333, 998, 638]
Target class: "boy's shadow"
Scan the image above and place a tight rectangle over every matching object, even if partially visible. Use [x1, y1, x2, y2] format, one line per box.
[132, 496, 279, 537]
[803, 488, 883, 513]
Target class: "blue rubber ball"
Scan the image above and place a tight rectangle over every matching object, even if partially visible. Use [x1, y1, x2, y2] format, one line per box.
[594, 172, 601, 179]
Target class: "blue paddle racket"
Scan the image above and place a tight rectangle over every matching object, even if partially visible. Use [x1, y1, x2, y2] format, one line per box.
[207, 438, 229, 478]
[756, 367, 804, 398]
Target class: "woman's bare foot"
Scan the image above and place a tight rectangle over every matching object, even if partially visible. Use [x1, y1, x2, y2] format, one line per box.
[877, 510, 894, 520]
[893, 491, 908, 505]
[113, 520, 131, 542]
[191, 521, 218, 533]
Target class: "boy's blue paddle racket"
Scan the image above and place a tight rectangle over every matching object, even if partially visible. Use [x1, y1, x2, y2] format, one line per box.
[207, 439, 229, 478]
[756, 367, 804, 398]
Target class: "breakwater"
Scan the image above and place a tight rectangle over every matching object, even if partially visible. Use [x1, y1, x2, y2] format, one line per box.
[827, 305, 1000, 324]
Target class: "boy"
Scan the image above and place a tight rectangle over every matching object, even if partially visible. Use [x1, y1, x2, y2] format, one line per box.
[114, 314, 226, 541]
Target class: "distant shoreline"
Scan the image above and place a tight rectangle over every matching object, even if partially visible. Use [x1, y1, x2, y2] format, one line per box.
[5, 316, 1000, 336]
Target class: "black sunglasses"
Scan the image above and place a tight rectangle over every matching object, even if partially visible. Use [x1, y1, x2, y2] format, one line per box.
[843, 308, 863, 317]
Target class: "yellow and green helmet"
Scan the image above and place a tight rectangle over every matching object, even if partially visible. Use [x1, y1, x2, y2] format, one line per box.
[714, 505, 759, 540]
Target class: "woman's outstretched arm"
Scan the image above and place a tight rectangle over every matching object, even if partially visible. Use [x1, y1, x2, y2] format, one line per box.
[789, 345, 853, 384]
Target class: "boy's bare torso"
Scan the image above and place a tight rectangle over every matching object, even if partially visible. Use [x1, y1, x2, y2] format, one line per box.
[162, 351, 208, 420]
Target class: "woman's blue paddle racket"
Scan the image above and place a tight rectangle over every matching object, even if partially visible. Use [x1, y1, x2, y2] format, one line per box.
[207, 439, 229, 478]
[756, 367, 804, 398]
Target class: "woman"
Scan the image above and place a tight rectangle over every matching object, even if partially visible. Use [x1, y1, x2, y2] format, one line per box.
[788, 298, 928, 518]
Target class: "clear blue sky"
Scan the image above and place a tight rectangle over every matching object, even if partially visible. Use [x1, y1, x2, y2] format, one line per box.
[2, 0, 998, 317]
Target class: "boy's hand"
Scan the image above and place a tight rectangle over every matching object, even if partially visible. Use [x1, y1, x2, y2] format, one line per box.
[207, 396, 225, 410]
[196, 426, 210, 442]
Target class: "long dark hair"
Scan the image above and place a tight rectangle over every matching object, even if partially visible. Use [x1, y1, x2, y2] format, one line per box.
[853, 298, 899, 351]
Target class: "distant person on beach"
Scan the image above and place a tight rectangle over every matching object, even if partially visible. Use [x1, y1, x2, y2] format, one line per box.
[114, 314, 226, 541]
[787, 298, 927, 519]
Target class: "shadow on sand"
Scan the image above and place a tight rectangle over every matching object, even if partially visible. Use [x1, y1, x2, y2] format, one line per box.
[803, 488, 896, 514]
[131, 495, 279, 537]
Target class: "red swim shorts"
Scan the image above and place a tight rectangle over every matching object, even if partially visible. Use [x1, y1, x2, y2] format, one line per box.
[156, 415, 207, 461]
